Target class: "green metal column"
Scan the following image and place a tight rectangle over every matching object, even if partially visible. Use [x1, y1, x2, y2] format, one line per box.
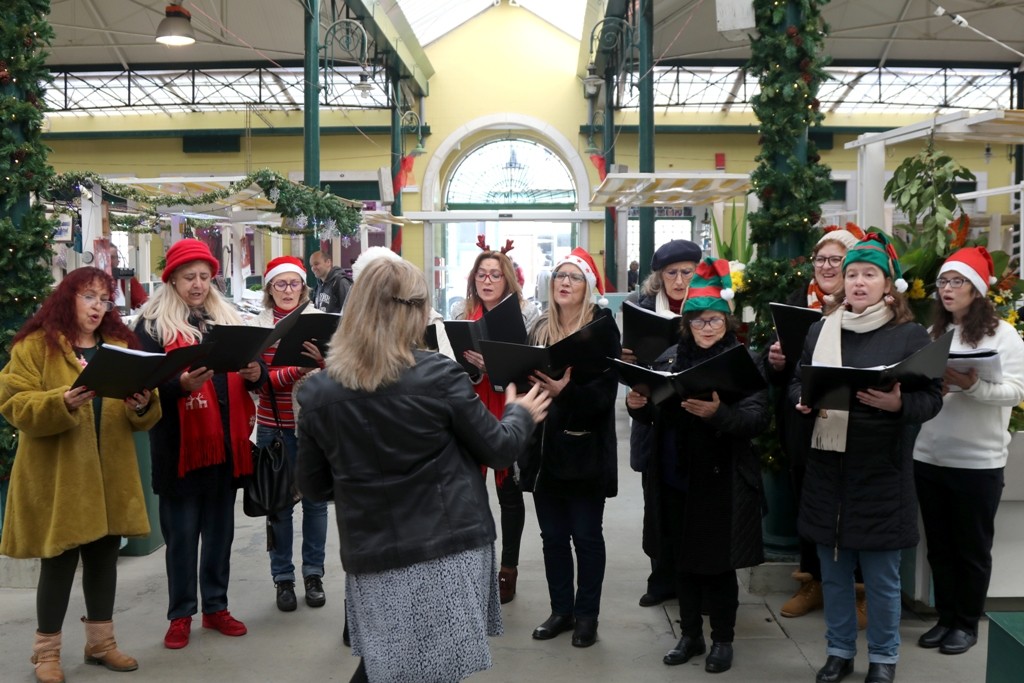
[603, 75, 617, 290]
[637, 0, 655, 281]
[302, 2, 321, 268]
[390, 100, 403, 253]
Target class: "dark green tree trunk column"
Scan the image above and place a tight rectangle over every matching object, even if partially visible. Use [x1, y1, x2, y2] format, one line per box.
[302, 1, 321, 270]
[603, 74, 617, 289]
[637, 0, 655, 282]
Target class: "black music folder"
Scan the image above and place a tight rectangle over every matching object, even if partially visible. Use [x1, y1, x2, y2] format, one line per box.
[770, 302, 822, 371]
[621, 300, 682, 366]
[270, 312, 341, 367]
[444, 294, 529, 373]
[196, 303, 309, 372]
[73, 343, 212, 399]
[478, 314, 618, 392]
[611, 344, 766, 404]
[799, 329, 953, 411]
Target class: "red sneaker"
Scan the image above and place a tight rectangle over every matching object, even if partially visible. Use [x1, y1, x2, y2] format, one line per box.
[164, 617, 192, 649]
[201, 610, 247, 637]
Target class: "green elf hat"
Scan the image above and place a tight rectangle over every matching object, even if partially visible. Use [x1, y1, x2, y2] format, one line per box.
[842, 231, 908, 293]
[683, 257, 734, 314]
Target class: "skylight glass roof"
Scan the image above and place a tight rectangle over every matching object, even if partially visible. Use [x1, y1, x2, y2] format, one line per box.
[395, 0, 586, 46]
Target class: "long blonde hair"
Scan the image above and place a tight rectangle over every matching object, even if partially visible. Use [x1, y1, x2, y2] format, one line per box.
[137, 266, 242, 346]
[326, 258, 429, 391]
[529, 265, 596, 345]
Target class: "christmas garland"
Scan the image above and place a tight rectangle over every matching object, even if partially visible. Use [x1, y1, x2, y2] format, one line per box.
[0, 0, 56, 480]
[740, 0, 834, 347]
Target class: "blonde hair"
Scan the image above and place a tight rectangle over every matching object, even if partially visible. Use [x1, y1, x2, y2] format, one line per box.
[137, 264, 242, 346]
[463, 251, 524, 316]
[530, 265, 596, 345]
[326, 258, 429, 391]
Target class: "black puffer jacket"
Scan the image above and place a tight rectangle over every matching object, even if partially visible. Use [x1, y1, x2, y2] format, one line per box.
[789, 319, 943, 551]
[630, 334, 769, 574]
[295, 351, 536, 575]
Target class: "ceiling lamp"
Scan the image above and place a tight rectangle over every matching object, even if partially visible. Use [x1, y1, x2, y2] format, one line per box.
[354, 70, 374, 97]
[156, 4, 196, 46]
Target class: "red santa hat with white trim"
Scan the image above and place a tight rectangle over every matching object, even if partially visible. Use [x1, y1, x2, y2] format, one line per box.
[940, 246, 997, 294]
[264, 255, 306, 286]
[553, 247, 608, 306]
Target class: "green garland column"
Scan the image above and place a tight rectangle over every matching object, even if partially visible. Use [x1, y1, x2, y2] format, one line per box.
[744, 0, 834, 556]
[0, 0, 57, 522]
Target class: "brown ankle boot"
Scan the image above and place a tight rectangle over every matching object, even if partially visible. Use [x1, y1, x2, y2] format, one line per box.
[855, 584, 868, 630]
[83, 617, 138, 671]
[498, 566, 518, 604]
[780, 572, 823, 617]
[31, 631, 64, 683]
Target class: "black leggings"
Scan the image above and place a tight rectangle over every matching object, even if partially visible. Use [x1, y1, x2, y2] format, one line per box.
[37, 535, 121, 633]
[494, 471, 525, 568]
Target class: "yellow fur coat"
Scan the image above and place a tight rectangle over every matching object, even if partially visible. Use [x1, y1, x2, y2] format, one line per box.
[0, 331, 161, 559]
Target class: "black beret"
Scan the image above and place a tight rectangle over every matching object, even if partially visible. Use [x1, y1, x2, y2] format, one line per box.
[651, 240, 702, 271]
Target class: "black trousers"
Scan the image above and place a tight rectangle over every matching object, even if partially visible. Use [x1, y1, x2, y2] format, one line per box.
[790, 457, 822, 579]
[914, 460, 1004, 635]
[492, 470, 525, 568]
[37, 535, 121, 633]
[642, 469, 675, 596]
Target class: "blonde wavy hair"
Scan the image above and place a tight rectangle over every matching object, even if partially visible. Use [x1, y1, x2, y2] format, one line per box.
[136, 264, 242, 346]
[326, 257, 429, 391]
[529, 264, 596, 345]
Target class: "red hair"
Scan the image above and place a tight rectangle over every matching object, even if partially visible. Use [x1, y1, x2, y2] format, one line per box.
[12, 267, 138, 354]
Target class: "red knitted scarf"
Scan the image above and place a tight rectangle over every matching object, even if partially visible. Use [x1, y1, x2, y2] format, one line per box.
[167, 333, 255, 478]
[468, 304, 513, 487]
[806, 281, 829, 310]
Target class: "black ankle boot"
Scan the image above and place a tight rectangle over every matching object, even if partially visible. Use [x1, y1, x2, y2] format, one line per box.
[705, 642, 733, 673]
[571, 617, 598, 648]
[865, 663, 896, 683]
[532, 613, 574, 640]
[663, 635, 706, 666]
[815, 655, 854, 683]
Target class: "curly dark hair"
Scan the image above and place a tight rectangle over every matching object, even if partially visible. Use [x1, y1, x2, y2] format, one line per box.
[12, 267, 137, 354]
[929, 291, 998, 347]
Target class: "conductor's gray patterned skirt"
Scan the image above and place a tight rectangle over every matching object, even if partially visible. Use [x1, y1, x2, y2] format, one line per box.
[346, 543, 502, 683]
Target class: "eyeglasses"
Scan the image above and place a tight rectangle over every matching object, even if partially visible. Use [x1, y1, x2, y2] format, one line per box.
[271, 279, 305, 291]
[664, 267, 695, 280]
[78, 293, 115, 312]
[936, 277, 968, 289]
[553, 271, 586, 284]
[689, 317, 726, 330]
[474, 270, 504, 282]
[813, 255, 844, 268]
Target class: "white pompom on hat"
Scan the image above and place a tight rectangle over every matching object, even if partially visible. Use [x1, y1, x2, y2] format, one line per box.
[351, 246, 403, 281]
[941, 246, 997, 294]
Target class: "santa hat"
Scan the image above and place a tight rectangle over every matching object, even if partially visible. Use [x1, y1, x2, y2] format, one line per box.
[263, 255, 306, 286]
[843, 232, 908, 293]
[815, 223, 866, 251]
[554, 247, 608, 306]
[683, 257, 735, 314]
[941, 246, 996, 294]
[351, 246, 402, 281]
[162, 238, 219, 282]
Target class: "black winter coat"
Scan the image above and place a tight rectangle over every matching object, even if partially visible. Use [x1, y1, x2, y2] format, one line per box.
[135, 321, 267, 497]
[295, 351, 536, 575]
[312, 266, 351, 314]
[789, 318, 943, 552]
[520, 307, 621, 499]
[630, 334, 770, 575]
[625, 291, 669, 473]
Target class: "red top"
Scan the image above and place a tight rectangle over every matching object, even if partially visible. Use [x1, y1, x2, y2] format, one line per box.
[256, 307, 305, 429]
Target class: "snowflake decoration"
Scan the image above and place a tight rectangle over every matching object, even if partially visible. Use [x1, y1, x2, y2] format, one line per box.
[268, 186, 280, 203]
[295, 213, 308, 229]
[341, 235, 351, 248]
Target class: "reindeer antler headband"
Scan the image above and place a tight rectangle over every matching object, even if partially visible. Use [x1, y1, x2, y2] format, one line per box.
[475, 235, 514, 255]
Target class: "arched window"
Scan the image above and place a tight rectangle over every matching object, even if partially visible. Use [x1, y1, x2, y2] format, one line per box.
[445, 139, 576, 210]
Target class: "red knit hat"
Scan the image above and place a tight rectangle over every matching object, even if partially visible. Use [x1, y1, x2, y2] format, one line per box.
[264, 255, 306, 286]
[941, 246, 996, 294]
[162, 239, 219, 282]
[553, 247, 608, 306]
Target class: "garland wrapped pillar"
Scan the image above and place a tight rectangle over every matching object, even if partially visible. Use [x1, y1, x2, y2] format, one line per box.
[744, 0, 834, 557]
[0, 0, 56, 529]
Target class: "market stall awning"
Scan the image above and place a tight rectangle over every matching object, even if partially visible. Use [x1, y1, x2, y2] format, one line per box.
[590, 172, 751, 208]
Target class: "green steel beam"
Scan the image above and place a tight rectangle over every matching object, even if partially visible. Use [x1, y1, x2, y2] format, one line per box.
[637, 0, 654, 283]
[603, 76, 617, 291]
[345, 0, 433, 97]
[303, 2, 320, 266]
[43, 125, 430, 141]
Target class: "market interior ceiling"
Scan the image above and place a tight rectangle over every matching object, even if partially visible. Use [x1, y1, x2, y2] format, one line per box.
[42, 0, 1024, 114]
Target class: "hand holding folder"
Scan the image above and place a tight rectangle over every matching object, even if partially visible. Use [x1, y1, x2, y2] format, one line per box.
[196, 303, 310, 372]
[444, 294, 529, 374]
[621, 301, 681, 366]
[270, 312, 341, 367]
[73, 343, 212, 399]
[769, 303, 822, 371]
[611, 344, 766, 404]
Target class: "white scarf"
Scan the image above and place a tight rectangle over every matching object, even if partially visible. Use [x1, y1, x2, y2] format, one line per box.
[655, 287, 687, 317]
[810, 300, 894, 452]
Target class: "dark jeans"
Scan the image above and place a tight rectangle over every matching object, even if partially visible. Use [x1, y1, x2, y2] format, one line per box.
[532, 492, 606, 618]
[677, 569, 739, 643]
[915, 460, 1003, 635]
[37, 535, 121, 633]
[493, 469, 525, 568]
[159, 476, 236, 620]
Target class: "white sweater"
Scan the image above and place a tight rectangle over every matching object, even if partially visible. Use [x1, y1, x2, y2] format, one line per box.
[914, 320, 1024, 469]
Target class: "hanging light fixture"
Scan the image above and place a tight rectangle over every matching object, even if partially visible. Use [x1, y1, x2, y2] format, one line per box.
[354, 70, 374, 97]
[156, 4, 196, 46]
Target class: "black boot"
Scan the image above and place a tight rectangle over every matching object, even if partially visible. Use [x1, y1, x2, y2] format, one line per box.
[705, 642, 733, 673]
[532, 613, 574, 640]
[864, 663, 896, 683]
[342, 599, 351, 647]
[663, 635, 706, 666]
[815, 655, 854, 683]
[571, 617, 598, 648]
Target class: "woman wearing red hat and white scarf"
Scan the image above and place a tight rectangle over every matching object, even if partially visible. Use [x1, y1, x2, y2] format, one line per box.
[251, 256, 329, 613]
[790, 233, 943, 683]
[913, 247, 1024, 656]
[521, 247, 620, 649]
[135, 239, 266, 650]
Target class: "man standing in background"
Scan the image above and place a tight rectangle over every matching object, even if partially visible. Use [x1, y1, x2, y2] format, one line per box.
[309, 249, 351, 313]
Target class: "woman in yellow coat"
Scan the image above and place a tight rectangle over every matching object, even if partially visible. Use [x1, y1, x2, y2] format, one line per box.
[0, 267, 161, 683]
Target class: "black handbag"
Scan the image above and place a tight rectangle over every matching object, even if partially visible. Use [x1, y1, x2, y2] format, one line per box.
[243, 384, 300, 550]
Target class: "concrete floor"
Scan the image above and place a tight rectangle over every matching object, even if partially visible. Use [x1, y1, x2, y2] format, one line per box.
[0, 399, 990, 682]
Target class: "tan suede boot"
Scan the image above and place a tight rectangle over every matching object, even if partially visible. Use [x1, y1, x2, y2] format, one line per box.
[31, 631, 64, 683]
[780, 572, 823, 618]
[855, 584, 868, 630]
[83, 617, 139, 672]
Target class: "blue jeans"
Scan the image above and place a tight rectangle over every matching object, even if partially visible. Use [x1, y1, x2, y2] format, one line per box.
[256, 425, 329, 582]
[817, 545, 902, 664]
[532, 493, 606, 618]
